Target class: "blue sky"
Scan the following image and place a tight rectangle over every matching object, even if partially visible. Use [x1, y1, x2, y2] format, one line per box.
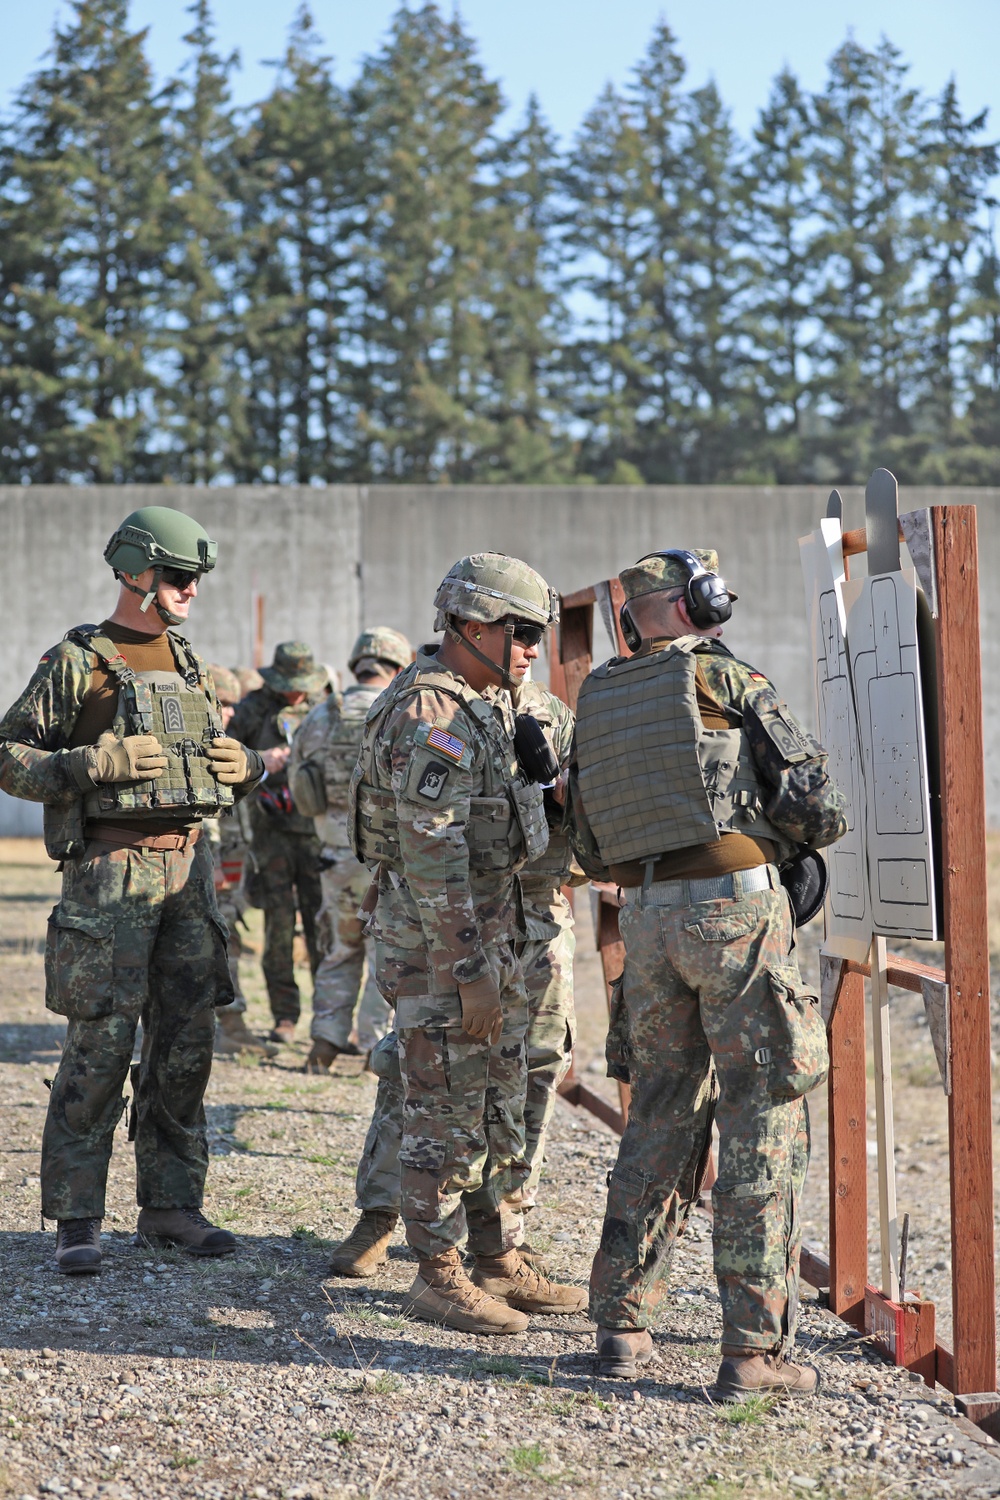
[3, 0, 997, 144]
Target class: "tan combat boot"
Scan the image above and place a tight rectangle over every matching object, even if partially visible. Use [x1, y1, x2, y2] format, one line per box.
[215, 1011, 278, 1058]
[136, 1207, 237, 1257]
[471, 1250, 587, 1315]
[328, 1211, 399, 1277]
[596, 1326, 653, 1378]
[406, 1248, 529, 1334]
[715, 1351, 820, 1401]
[269, 1018, 296, 1044]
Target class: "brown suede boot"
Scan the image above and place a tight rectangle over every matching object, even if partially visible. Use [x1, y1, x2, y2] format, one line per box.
[328, 1211, 399, 1277]
[136, 1207, 237, 1257]
[596, 1326, 653, 1378]
[715, 1351, 820, 1401]
[405, 1249, 529, 1334]
[269, 1018, 296, 1044]
[471, 1250, 587, 1315]
[215, 1010, 278, 1058]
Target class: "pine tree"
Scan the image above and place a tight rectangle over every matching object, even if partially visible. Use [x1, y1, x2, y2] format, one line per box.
[671, 80, 756, 481]
[808, 37, 929, 481]
[473, 95, 575, 481]
[745, 69, 816, 480]
[233, 5, 353, 483]
[345, 4, 514, 481]
[913, 80, 999, 470]
[562, 82, 650, 480]
[161, 0, 243, 482]
[0, 0, 169, 482]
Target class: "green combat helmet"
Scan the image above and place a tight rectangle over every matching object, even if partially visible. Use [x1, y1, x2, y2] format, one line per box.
[433, 552, 558, 688]
[348, 627, 413, 676]
[105, 506, 218, 627]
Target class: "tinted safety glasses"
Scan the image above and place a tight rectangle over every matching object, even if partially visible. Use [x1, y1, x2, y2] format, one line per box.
[161, 567, 202, 590]
[508, 621, 545, 647]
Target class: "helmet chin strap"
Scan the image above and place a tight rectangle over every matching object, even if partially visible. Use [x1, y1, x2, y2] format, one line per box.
[118, 569, 186, 627]
[445, 620, 517, 690]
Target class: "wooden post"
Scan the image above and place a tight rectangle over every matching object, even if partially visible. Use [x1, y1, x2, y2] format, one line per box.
[827, 964, 868, 1327]
[870, 936, 900, 1301]
[934, 505, 996, 1396]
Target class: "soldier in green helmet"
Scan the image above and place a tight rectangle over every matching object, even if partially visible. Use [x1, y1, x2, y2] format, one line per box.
[346, 553, 586, 1334]
[288, 626, 413, 1072]
[0, 506, 266, 1273]
[569, 548, 847, 1394]
[228, 642, 330, 1044]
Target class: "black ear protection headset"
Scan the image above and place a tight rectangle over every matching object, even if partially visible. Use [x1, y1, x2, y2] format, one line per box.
[619, 549, 736, 651]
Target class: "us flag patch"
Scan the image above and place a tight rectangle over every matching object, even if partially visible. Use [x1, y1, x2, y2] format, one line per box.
[427, 726, 467, 762]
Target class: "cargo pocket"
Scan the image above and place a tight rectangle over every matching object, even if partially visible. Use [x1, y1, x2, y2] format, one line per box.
[209, 911, 235, 1008]
[754, 965, 829, 1100]
[605, 973, 630, 1084]
[599, 1163, 657, 1268]
[44, 902, 115, 1019]
[683, 904, 760, 943]
[368, 1030, 402, 1083]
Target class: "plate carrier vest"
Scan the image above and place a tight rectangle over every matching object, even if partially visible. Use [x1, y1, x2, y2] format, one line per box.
[70, 626, 233, 821]
[348, 663, 547, 876]
[575, 637, 791, 866]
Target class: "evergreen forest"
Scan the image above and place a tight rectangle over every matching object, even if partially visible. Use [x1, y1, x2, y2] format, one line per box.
[1, 0, 998, 487]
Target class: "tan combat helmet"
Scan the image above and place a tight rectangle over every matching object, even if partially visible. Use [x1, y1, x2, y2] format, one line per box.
[347, 627, 413, 678]
[433, 552, 557, 688]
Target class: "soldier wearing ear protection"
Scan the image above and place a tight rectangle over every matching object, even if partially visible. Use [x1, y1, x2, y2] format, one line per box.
[571, 547, 846, 1397]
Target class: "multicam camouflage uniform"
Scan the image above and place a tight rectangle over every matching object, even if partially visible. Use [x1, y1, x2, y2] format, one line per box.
[350, 647, 548, 1260]
[229, 644, 328, 1029]
[576, 552, 847, 1360]
[352, 679, 577, 1216]
[287, 629, 412, 1053]
[0, 620, 260, 1222]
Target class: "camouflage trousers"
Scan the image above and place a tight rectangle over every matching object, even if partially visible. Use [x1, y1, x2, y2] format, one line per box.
[354, 921, 576, 1219]
[40, 834, 231, 1220]
[248, 825, 323, 1025]
[311, 855, 391, 1049]
[214, 885, 247, 1016]
[385, 939, 530, 1261]
[589, 878, 826, 1355]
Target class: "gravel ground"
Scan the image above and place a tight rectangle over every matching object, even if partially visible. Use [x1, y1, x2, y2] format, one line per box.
[3, 838, 1000, 1500]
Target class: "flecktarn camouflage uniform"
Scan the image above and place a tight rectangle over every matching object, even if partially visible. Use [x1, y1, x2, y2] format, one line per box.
[353, 679, 578, 1216]
[0, 632, 256, 1223]
[576, 554, 847, 1362]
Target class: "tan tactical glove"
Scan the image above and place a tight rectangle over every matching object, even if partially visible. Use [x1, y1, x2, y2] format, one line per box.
[92, 731, 168, 784]
[207, 737, 250, 785]
[458, 975, 503, 1045]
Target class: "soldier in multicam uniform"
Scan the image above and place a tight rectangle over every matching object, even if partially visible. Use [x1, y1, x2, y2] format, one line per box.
[347, 554, 586, 1333]
[229, 643, 330, 1044]
[288, 627, 413, 1073]
[329, 677, 579, 1277]
[571, 549, 846, 1394]
[0, 507, 265, 1273]
[205, 666, 276, 1059]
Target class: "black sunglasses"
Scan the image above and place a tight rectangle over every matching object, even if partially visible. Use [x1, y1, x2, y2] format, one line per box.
[508, 621, 545, 647]
[161, 567, 201, 590]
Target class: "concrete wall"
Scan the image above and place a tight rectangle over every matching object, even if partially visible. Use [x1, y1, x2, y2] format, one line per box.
[3, 483, 999, 833]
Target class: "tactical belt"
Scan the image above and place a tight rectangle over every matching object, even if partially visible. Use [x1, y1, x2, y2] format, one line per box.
[86, 825, 202, 852]
[621, 863, 778, 909]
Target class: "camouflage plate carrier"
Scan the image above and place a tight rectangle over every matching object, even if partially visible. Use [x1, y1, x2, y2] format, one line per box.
[73, 627, 233, 820]
[348, 664, 547, 876]
[575, 636, 795, 866]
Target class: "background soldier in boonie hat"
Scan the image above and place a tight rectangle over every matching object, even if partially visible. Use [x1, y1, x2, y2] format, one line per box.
[0, 506, 265, 1272]
[571, 546, 847, 1394]
[289, 627, 413, 1072]
[229, 643, 331, 1044]
[205, 666, 277, 1060]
